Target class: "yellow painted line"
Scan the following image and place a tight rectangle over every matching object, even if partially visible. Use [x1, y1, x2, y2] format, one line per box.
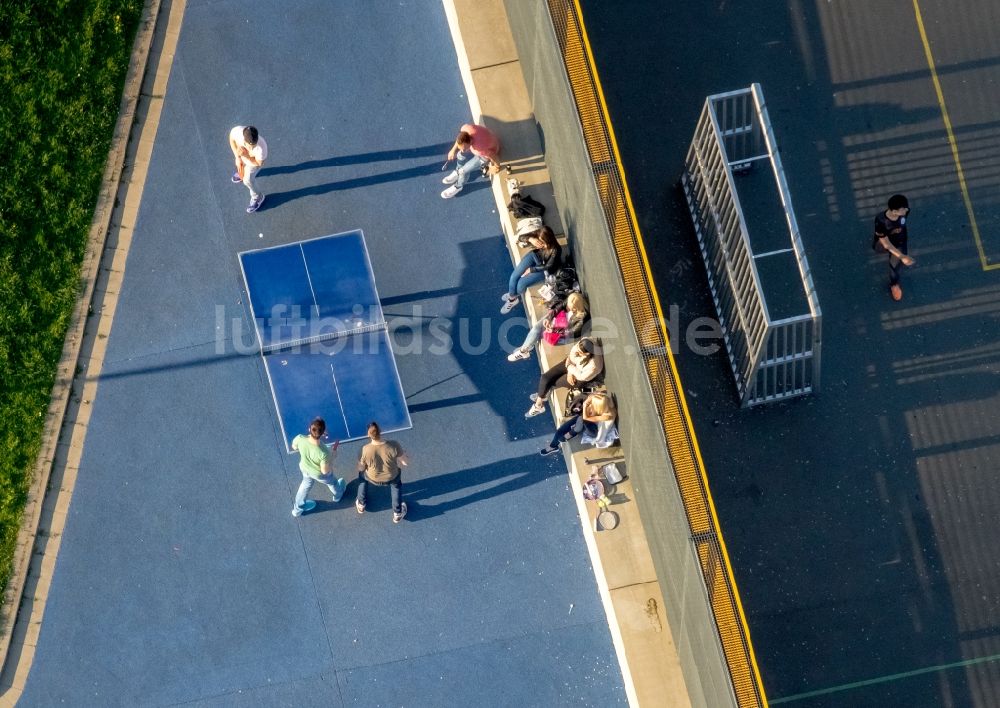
[572, 0, 769, 703]
[912, 0, 997, 271]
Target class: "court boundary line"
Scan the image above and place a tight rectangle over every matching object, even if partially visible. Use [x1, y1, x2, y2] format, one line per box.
[912, 0, 996, 271]
[259, 354, 295, 454]
[770, 651, 1000, 704]
[353, 228, 387, 326]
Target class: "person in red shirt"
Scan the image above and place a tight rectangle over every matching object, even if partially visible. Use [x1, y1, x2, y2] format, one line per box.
[441, 123, 500, 199]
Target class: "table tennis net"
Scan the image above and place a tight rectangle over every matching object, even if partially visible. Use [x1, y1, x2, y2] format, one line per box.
[259, 318, 387, 354]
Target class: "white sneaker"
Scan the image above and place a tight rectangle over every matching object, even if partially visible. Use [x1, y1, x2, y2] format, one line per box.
[442, 171, 459, 185]
[506, 177, 519, 193]
[507, 348, 530, 362]
[393, 502, 408, 524]
[500, 296, 519, 314]
[441, 185, 462, 199]
[525, 401, 546, 418]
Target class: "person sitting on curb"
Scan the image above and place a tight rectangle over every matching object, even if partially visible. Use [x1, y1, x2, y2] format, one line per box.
[525, 338, 604, 418]
[291, 418, 346, 517]
[355, 421, 409, 523]
[539, 391, 617, 456]
[441, 122, 500, 199]
[508, 292, 589, 361]
[500, 226, 562, 315]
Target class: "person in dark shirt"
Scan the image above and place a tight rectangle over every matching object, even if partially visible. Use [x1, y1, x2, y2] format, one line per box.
[500, 226, 562, 315]
[874, 194, 915, 301]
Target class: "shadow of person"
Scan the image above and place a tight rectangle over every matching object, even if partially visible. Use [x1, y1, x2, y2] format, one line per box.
[398, 453, 566, 521]
[264, 142, 452, 176]
[261, 161, 444, 209]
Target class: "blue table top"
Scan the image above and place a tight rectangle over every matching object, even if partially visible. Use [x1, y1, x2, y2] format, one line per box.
[241, 231, 410, 450]
[240, 230, 384, 351]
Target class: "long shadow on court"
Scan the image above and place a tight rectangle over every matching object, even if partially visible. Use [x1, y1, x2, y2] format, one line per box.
[309, 454, 565, 518]
[263, 162, 443, 208]
[402, 453, 567, 520]
[387, 235, 550, 440]
[263, 163, 491, 209]
[264, 142, 452, 176]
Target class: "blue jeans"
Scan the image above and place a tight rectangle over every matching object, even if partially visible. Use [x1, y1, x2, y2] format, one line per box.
[242, 163, 261, 201]
[548, 416, 597, 449]
[519, 319, 545, 351]
[889, 252, 905, 285]
[508, 251, 545, 298]
[294, 471, 344, 512]
[453, 151, 485, 189]
[357, 472, 402, 514]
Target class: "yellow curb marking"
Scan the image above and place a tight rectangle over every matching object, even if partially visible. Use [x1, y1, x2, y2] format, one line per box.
[571, 0, 768, 702]
[912, 0, 997, 271]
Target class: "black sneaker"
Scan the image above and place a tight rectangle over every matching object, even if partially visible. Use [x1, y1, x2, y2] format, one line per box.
[539, 446, 559, 457]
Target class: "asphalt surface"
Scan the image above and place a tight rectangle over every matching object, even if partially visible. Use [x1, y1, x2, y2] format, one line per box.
[15, 1, 625, 705]
[578, 0, 1000, 706]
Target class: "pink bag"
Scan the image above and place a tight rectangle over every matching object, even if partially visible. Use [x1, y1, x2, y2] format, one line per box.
[543, 310, 568, 345]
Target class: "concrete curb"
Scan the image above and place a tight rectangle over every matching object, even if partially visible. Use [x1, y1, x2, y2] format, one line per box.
[442, 2, 693, 705]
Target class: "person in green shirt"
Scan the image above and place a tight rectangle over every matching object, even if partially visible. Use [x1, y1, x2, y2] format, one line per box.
[291, 418, 346, 517]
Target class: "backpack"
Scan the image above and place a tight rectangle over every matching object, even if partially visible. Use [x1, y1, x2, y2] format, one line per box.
[507, 192, 545, 219]
[540, 267, 580, 308]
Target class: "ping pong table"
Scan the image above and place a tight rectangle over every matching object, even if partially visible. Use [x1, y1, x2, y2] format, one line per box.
[239, 230, 411, 452]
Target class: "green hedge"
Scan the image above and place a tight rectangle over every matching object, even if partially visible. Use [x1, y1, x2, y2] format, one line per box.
[0, 0, 143, 593]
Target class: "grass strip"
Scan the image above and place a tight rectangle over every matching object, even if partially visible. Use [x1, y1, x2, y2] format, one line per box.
[0, 0, 143, 594]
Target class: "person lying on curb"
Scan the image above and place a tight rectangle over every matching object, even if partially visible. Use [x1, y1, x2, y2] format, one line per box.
[526, 338, 604, 418]
[539, 390, 617, 456]
[508, 292, 590, 361]
[500, 226, 562, 315]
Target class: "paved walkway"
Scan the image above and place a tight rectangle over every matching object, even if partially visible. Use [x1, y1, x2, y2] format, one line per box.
[3, 1, 629, 705]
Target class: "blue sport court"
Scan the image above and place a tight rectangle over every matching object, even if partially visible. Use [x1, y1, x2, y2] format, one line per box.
[239, 230, 411, 451]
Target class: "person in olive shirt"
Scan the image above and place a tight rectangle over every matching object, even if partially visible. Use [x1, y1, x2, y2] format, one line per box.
[291, 418, 346, 517]
[355, 421, 409, 523]
[874, 194, 915, 301]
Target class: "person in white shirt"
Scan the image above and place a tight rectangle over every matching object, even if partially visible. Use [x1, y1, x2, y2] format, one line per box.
[228, 125, 268, 213]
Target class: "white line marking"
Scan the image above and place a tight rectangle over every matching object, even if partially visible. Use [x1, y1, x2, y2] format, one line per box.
[262, 354, 293, 452]
[753, 247, 794, 258]
[300, 243, 320, 318]
[330, 364, 350, 439]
